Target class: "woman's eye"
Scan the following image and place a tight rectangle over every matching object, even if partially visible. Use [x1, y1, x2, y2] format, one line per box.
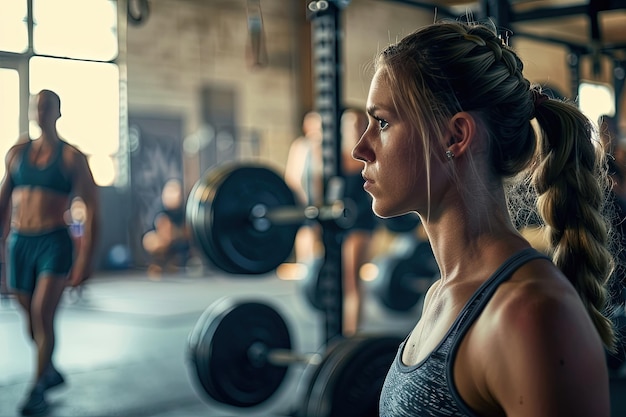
[377, 118, 389, 129]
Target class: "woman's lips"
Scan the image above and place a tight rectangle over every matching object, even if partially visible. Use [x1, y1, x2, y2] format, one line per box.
[362, 173, 374, 191]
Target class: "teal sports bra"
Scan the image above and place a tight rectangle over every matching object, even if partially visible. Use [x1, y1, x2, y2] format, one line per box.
[10, 141, 72, 195]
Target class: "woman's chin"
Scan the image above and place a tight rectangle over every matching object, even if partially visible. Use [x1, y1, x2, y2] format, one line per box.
[373, 208, 411, 219]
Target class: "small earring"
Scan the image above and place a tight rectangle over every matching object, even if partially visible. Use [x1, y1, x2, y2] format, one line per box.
[446, 150, 455, 160]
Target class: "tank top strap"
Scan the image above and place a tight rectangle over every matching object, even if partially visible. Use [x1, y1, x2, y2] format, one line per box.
[22, 140, 33, 159]
[453, 247, 551, 336]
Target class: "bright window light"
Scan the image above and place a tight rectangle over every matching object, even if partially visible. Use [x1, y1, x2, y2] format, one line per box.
[30, 56, 120, 186]
[0, 1, 28, 53]
[33, 0, 118, 61]
[88, 154, 116, 186]
[0, 69, 20, 180]
[578, 81, 615, 128]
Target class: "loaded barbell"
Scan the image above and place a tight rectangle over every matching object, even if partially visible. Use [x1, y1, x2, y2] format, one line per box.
[186, 297, 402, 415]
[186, 162, 356, 275]
[187, 162, 439, 313]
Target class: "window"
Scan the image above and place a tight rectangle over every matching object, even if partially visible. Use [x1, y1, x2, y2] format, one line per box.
[0, 0, 120, 186]
[33, 0, 118, 61]
[30, 57, 120, 186]
[0, 2, 28, 53]
[0, 69, 20, 179]
[578, 81, 615, 128]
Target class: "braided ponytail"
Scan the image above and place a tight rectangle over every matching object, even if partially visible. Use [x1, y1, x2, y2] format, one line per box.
[531, 94, 616, 351]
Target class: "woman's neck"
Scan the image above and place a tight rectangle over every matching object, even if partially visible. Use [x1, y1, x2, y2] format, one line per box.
[422, 191, 529, 284]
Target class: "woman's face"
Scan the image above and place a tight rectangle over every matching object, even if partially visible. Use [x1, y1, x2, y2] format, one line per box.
[352, 69, 438, 219]
[35, 92, 60, 128]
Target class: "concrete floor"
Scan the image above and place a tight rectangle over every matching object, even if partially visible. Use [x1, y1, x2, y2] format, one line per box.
[1, 267, 625, 417]
[0, 267, 417, 417]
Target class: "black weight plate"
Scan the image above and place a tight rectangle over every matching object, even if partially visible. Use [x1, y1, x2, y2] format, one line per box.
[187, 296, 226, 396]
[186, 178, 216, 268]
[187, 298, 292, 408]
[187, 167, 240, 273]
[375, 241, 439, 312]
[199, 165, 251, 273]
[293, 337, 361, 417]
[188, 163, 299, 274]
[297, 335, 403, 417]
[208, 164, 298, 274]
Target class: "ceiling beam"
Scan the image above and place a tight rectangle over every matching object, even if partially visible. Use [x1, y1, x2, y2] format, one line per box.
[373, 0, 459, 19]
[511, 0, 625, 23]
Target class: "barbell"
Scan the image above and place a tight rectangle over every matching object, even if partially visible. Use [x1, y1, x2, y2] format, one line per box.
[186, 297, 402, 414]
[187, 162, 437, 312]
[186, 162, 355, 275]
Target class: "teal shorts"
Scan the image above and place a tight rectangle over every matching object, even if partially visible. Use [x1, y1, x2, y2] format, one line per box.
[7, 228, 74, 294]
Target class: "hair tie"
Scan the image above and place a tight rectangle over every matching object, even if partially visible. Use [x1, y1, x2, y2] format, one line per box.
[532, 90, 549, 108]
[530, 90, 550, 120]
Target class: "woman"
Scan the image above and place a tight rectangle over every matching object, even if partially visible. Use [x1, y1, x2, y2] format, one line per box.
[352, 21, 616, 416]
[0, 89, 100, 416]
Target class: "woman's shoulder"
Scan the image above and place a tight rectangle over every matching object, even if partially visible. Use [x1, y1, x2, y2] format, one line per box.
[60, 141, 90, 165]
[470, 256, 609, 416]
[479, 257, 600, 360]
[491, 258, 581, 325]
[5, 140, 30, 165]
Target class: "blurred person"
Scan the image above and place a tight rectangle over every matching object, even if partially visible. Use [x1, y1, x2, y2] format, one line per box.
[340, 107, 377, 336]
[143, 179, 191, 275]
[0, 89, 100, 416]
[284, 111, 324, 264]
[352, 21, 618, 416]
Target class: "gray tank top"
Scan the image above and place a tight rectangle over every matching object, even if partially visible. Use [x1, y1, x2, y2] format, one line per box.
[379, 247, 549, 417]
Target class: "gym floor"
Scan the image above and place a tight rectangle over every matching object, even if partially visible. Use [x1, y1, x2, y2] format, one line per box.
[1, 267, 625, 417]
[0, 266, 419, 417]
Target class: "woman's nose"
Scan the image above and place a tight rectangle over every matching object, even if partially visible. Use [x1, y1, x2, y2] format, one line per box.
[352, 134, 370, 163]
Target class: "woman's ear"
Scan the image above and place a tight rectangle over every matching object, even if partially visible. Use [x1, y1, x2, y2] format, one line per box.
[446, 112, 476, 158]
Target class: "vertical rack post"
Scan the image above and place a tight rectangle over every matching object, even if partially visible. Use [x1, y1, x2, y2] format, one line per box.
[307, 0, 349, 344]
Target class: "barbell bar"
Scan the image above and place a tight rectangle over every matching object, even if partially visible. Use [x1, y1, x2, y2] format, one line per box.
[246, 341, 323, 367]
[249, 200, 353, 233]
